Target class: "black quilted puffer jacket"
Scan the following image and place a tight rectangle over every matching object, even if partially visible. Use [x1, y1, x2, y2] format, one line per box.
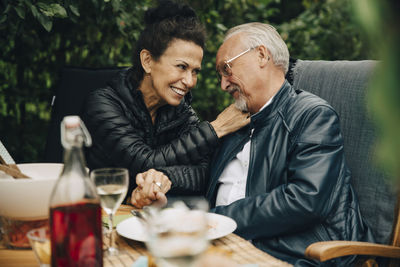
[81, 68, 219, 195]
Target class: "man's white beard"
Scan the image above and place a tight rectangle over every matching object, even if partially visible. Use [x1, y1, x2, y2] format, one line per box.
[234, 95, 248, 112]
[228, 84, 248, 112]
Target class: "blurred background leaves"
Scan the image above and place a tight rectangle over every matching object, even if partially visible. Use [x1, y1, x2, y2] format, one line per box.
[352, 0, 400, 180]
[2, 0, 396, 183]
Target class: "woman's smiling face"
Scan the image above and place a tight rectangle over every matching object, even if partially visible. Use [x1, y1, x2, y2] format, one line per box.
[147, 39, 203, 107]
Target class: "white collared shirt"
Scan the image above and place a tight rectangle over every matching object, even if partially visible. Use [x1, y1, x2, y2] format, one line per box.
[215, 97, 274, 206]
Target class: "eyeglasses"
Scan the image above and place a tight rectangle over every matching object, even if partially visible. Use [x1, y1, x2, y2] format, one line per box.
[216, 47, 256, 81]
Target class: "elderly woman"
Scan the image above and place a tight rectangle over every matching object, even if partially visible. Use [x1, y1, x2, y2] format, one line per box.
[82, 0, 249, 207]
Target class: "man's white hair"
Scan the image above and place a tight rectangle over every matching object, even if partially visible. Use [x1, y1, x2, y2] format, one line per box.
[224, 22, 289, 74]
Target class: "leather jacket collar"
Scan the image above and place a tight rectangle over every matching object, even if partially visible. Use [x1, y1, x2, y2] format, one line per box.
[250, 80, 294, 129]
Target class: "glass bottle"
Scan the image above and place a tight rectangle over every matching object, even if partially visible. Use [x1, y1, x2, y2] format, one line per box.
[49, 116, 103, 267]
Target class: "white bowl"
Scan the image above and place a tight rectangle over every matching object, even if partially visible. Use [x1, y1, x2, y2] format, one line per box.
[0, 163, 63, 220]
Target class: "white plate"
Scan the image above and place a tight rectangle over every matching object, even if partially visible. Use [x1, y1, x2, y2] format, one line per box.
[116, 212, 237, 242]
[206, 213, 237, 240]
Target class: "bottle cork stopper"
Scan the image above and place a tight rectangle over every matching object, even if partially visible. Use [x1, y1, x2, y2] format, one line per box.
[63, 116, 80, 128]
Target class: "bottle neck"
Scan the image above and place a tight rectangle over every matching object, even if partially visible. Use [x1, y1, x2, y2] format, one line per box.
[63, 146, 88, 175]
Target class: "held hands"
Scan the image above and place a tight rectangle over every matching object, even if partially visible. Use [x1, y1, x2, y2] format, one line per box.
[210, 104, 250, 138]
[130, 169, 172, 209]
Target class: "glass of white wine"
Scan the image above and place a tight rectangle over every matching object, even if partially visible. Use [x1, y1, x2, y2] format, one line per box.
[90, 168, 129, 256]
[145, 197, 209, 267]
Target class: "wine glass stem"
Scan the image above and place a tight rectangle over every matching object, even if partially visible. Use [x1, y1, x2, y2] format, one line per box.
[108, 213, 114, 249]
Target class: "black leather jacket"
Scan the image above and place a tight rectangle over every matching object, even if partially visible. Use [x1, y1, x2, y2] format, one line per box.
[82, 69, 218, 195]
[206, 81, 373, 266]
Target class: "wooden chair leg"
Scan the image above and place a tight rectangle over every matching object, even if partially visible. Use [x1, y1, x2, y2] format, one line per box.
[388, 192, 400, 267]
[390, 194, 400, 247]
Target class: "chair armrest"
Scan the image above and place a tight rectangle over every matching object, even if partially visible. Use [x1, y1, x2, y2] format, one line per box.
[305, 241, 400, 262]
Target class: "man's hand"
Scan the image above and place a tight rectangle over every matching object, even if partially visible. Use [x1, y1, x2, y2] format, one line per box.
[210, 104, 250, 138]
[130, 169, 171, 208]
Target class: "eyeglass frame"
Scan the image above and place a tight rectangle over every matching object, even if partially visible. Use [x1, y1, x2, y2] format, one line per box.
[216, 46, 257, 81]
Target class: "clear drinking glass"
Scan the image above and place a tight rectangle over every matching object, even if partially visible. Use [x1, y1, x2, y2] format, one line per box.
[27, 227, 51, 267]
[145, 197, 209, 267]
[91, 168, 129, 256]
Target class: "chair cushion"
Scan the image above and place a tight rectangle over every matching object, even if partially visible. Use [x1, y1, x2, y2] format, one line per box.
[292, 60, 397, 245]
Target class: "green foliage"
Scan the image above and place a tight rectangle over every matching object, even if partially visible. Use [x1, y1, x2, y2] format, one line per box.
[0, 0, 372, 163]
[278, 0, 372, 60]
[352, 0, 400, 180]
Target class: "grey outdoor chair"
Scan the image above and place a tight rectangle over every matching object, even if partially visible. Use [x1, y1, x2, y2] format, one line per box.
[291, 60, 399, 266]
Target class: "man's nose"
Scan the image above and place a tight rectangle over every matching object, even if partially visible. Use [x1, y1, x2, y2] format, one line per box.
[220, 76, 230, 91]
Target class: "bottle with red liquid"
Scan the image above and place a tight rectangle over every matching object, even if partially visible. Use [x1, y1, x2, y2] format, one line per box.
[49, 116, 103, 267]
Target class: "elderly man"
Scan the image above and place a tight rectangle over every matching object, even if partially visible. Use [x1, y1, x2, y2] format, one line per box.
[206, 22, 373, 266]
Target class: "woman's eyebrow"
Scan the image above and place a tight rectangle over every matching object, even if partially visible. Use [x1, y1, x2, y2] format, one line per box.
[176, 59, 201, 70]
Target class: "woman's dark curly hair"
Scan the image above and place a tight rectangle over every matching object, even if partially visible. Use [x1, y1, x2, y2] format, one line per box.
[130, 0, 206, 89]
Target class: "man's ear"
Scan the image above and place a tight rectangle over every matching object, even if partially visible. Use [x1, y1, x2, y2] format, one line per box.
[257, 45, 271, 68]
[140, 49, 152, 74]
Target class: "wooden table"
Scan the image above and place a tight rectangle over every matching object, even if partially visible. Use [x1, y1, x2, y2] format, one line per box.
[0, 206, 292, 267]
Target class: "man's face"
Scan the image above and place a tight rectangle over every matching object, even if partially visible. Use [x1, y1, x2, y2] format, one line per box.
[216, 34, 259, 113]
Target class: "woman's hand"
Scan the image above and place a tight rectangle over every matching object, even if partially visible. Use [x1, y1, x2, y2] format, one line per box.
[130, 169, 171, 208]
[210, 104, 250, 138]
[130, 188, 168, 208]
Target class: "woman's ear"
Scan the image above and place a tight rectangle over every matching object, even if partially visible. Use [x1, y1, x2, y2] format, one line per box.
[257, 45, 271, 67]
[140, 49, 152, 74]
